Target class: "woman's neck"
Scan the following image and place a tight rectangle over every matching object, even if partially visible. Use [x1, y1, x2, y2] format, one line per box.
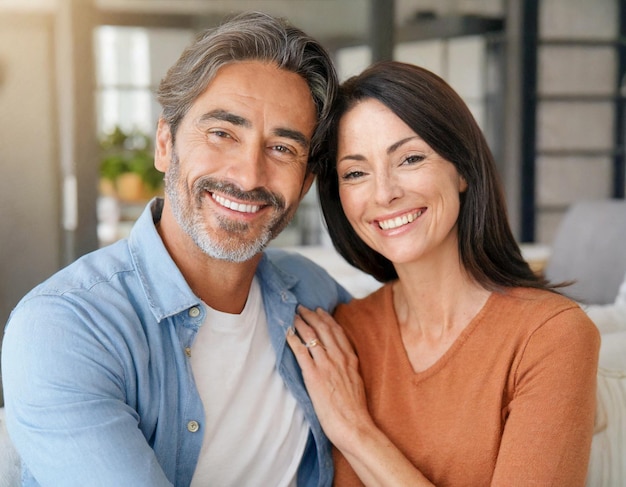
[391, 257, 491, 372]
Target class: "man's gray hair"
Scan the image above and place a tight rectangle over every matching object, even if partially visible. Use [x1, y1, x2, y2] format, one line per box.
[156, 11, 338, 174]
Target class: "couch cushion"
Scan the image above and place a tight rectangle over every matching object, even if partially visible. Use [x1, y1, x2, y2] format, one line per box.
[545, 200, 626, 305]
[586, 332, 626, 486]
[0, 407, 20, 487]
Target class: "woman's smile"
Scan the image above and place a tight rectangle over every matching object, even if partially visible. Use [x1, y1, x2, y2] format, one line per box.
[376, 208, 425, 230]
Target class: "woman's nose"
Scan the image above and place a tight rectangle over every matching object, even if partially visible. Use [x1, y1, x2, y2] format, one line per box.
[373, 170, 402, 205]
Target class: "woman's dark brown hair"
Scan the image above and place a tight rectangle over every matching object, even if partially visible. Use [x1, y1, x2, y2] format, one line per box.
[318, 61, 550, 291]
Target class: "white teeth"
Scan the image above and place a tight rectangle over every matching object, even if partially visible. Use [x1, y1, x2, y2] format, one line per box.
[378, 210, 423, 230]
[212, 193, 260, 214]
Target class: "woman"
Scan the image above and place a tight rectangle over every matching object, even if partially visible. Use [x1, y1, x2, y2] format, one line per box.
[286, 61, 600, 486]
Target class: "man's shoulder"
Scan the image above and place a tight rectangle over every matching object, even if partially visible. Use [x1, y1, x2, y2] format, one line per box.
[5, 240, 141, 345]
[261, 248, 351, 306]
[263, 247, 348, 288]
[264, 247, 328, 276]
[18, 240, 134, 303]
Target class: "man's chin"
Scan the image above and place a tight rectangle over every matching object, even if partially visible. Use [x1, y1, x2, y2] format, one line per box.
[196, 233, 271, 263]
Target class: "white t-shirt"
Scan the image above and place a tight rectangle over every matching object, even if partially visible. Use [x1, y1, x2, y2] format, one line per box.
[190, 277, 308, 486]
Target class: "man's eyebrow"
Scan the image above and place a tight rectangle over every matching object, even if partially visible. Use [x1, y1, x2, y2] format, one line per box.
[199, 109, 251, 128]
[198, 110, 309, 149]
[273, 127, 310, 150]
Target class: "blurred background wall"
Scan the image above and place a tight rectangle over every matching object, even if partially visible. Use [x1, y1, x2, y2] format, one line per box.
[0, 0, 624, 405]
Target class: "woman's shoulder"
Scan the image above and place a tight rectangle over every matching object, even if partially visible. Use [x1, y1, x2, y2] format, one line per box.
[497, 286, 582, 313]
[333, 283, 394, 331]
[492, 287, 599, 341]
[336, 282, 391, 308]
[495, 288, 600, 390]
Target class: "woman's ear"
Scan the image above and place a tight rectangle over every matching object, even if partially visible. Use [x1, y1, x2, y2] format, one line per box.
[459, 175, 468, 193]
[154, 118, 172, 172]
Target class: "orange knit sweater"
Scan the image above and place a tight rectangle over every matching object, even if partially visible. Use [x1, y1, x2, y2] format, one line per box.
[332, 285, 600, 487]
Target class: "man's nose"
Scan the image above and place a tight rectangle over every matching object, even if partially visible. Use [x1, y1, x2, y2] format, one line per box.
[224, 143, 269, 191]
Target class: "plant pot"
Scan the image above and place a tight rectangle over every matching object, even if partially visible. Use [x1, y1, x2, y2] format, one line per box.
[115, 173, 161, 202]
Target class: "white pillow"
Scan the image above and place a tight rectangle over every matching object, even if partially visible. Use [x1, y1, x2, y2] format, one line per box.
[0, 407, 20, 487]
[586, 332, 626, 486]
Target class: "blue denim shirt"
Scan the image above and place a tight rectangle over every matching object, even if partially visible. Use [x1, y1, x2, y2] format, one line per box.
[2, 199, 351, 487]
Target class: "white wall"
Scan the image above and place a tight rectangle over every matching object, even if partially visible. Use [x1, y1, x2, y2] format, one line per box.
[0, 13, 62, 406]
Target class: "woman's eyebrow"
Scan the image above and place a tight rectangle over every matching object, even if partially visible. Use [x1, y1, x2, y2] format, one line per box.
[338, 153, 365, 163]
[338, 135, 421, 163]
[387, 136, 419, 155]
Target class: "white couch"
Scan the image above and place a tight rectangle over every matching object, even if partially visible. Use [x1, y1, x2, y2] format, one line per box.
[588, 333, 626, 485]
[544, 199, 626, 306]
[585, 283, 626, 486]
[0, 406, 20, 487]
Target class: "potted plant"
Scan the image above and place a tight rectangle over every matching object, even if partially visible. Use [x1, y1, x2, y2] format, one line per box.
[99, 126, 163, 202]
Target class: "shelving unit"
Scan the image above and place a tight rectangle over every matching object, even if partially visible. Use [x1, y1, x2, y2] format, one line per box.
[519, 0, 626, 243]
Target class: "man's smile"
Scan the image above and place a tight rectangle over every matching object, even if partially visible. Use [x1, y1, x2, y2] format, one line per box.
[211, 193, 262, 214]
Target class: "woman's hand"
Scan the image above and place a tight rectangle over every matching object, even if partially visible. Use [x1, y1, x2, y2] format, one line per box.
[286, 305, 373, 449]
[287, 306, 434, 487]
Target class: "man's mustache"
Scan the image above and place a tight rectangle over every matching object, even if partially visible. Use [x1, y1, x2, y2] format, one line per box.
[194, 177, 285, 210]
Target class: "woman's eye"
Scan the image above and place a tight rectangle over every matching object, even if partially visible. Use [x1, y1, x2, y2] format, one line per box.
[341, 170, 365, 180]
[403, 154, 424, 165]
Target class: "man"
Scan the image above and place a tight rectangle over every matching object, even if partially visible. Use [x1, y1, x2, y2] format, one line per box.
[2, 12, 348, 487]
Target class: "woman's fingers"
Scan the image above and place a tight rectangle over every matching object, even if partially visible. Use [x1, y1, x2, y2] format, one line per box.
[294, 314, 327, 359]
[288, 305, 360, 382]
[297, 305, 355, 357]
[285, 306, 371, 447]
[291, 306, 360, 382]
[286, 319, 312, 356]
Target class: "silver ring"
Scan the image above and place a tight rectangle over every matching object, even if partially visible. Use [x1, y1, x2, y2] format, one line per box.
[305, 338, 320, 349]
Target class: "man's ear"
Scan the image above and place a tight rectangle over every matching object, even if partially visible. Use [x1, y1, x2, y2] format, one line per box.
[155, 118, 173, 172]
[299, 171, 316, 200]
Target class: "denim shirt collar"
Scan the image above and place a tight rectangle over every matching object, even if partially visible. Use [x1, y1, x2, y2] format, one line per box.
[127, 198, 202, 322]
[127, 199, 302, 324]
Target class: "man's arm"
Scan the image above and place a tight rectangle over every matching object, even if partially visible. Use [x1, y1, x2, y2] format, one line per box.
[2, 295, 173, 487]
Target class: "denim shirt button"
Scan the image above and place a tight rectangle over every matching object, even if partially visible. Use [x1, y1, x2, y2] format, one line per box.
[184, 347, 192, 358]
[188, 306, 201, 318]
[187, 420, 200, 433]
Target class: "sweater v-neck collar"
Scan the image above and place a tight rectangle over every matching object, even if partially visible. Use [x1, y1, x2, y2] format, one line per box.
[383, 283, 497, 378]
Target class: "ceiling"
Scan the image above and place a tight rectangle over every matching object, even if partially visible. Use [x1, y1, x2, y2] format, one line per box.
[92, 0, 505, 46]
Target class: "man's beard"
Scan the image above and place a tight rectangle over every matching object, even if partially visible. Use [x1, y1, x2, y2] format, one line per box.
[164, 149, 298, 262]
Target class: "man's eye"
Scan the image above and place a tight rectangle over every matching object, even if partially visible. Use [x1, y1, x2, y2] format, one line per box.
[272, 145, 293, 154]
[209, 130, 231, 138]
